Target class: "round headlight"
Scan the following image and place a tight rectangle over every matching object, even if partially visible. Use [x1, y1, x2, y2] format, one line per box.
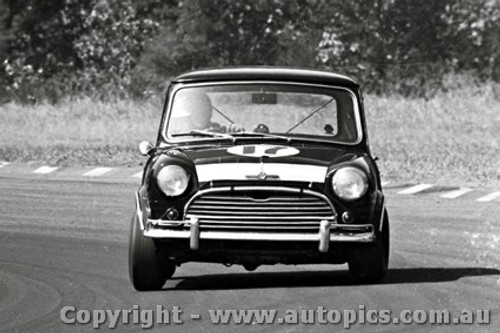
[332, 167, 368, 201]
[157, 165, 190, 197]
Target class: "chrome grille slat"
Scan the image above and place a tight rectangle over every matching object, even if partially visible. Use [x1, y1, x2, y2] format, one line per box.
[191, 201, 328, 207]
[190, 204, 330, 211]
[185, 215, 331, 220]
[184, 187, 336, 232]
[188, 210, 332, 216]
[199, 196, 319, 202]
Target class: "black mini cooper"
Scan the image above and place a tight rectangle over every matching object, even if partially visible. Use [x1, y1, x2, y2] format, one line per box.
[129, 67, 389, 291]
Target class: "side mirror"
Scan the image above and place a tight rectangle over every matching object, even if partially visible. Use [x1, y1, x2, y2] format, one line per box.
[139, 141, 154, 156]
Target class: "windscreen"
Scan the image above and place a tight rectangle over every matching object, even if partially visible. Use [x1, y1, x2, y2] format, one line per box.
[165, 83, 360, 143]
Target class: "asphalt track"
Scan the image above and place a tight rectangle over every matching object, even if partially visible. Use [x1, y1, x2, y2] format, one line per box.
[0, 175, 499, 332]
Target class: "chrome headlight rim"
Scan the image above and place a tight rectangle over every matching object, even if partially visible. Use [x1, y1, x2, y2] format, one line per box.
[157, 164, 190, 197]
[331, 166, 369, 201]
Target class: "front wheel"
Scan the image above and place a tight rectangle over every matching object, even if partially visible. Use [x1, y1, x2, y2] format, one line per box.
[348, 209, 390, 283]
[129, 214, 175, 291]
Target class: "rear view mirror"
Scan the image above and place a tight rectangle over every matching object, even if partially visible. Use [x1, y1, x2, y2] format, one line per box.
[252, 93, 277, 104]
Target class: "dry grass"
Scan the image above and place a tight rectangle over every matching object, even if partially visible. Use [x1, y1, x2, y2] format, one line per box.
[366, 82, 500, 187]
[0, 98, 162, 166]
[1, 82, 499, 186]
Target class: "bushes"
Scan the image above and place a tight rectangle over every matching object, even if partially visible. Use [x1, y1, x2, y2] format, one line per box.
[1, 0, 159, 103]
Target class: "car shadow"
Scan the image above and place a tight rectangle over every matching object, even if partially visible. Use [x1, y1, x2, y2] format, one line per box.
[163, 267, 500, 291]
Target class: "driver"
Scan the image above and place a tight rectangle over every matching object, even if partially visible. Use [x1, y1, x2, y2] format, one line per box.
[178, 92, 243, 133]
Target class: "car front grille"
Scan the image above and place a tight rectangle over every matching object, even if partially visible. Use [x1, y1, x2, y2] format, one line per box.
[184, 186, 336, 232]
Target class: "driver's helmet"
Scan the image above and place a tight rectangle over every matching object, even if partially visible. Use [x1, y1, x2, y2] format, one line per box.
[169, 91, 213, 133]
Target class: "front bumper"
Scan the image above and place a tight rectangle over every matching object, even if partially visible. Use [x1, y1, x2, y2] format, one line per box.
[142, 217, 375, 253]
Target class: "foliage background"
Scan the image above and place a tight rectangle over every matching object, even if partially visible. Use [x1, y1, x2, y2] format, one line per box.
[1, 0, 499, 102]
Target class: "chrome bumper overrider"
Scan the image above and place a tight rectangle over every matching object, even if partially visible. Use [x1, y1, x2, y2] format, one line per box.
[142, 217, 375, 253]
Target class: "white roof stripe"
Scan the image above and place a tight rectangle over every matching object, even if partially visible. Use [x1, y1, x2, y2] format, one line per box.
[83, 167, 113, 177]
[33, 166, 59, 174]
[398, 184, 434, 195]
[476, 191, 500, 202]
[196, 163, 327, 183]
[440, 188, 473, 199]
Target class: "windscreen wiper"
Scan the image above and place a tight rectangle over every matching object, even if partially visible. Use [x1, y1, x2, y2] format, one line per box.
[172, 130, 235, 141]
[232, 132, 292, 143]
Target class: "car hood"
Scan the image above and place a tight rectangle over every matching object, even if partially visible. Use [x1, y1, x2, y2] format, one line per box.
[177, 144, 361, 183]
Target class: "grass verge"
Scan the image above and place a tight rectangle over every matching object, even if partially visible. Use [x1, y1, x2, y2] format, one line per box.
[366, 83, 500, 187]
[1, 84, 499, 187]
[0, 98, 162, 167]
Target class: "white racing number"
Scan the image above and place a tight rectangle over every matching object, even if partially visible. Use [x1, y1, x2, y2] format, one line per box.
[227, 145, 300, 158]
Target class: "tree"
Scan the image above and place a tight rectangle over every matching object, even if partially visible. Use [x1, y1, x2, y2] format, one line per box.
[317, 0, 500, 95]
[140, 0, 327, 77]
[2, 0, 498, 101]
[2, 0, 160, 102]
[72, 0, 159, 97]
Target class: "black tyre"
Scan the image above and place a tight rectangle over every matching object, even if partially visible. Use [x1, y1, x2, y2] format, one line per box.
[129, 214, 175, 291]
[348, 209, 390, 283]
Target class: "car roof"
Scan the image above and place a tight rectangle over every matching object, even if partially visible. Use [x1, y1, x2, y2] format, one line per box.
[172, 67, 359, 88]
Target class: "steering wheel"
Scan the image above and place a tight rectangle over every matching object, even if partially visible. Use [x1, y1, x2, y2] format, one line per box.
[252, 123, 270, 133]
